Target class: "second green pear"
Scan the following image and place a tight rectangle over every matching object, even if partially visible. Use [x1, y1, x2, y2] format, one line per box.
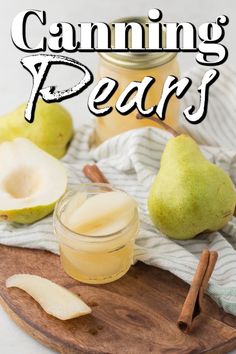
[0, 100, 73, 158]
[148, 135, 236, 240]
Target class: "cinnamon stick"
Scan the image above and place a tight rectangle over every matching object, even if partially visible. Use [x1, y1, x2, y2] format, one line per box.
[177, 249, 218, 333]
[83, 164, 109, 184]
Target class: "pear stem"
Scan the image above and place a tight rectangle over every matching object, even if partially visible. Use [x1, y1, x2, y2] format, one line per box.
[136, 113, 180, 137]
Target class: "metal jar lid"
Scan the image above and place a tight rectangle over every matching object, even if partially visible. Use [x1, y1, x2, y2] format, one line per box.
[99, 16, 177, 70]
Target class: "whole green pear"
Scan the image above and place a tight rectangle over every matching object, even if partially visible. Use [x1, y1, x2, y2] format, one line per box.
[148, 135, 236, 240]
[0, 100, 73, 158]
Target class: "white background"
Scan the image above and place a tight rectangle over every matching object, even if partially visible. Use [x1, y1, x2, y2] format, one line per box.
[0, 0, 235, 353]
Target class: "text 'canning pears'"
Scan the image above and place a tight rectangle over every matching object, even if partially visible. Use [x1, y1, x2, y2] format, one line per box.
[148, 135, 236, 240]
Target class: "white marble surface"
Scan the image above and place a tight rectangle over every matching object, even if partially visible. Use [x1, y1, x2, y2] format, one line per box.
[0, 0, 236, 353]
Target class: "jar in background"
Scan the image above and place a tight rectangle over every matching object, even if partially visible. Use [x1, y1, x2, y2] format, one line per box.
[53, 184, 139, 284]
[94, 16, 180, 144]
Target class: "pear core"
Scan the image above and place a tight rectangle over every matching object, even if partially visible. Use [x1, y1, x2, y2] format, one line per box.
[3, 166, 42, 199]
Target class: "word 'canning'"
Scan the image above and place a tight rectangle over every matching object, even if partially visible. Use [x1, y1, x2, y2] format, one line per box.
[11, 9, 229, 65]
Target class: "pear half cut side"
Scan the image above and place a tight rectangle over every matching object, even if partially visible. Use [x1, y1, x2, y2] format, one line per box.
[0, 138, 67, 224]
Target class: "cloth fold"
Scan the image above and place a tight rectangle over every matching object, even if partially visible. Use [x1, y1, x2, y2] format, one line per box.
[1, 64, 236, 315]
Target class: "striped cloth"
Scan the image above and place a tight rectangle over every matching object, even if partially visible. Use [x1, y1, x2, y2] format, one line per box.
[1, 64, 236, 315]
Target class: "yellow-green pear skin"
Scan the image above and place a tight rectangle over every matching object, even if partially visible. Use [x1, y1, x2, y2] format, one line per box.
[148, 135, 236, 240]
[0, 100, 73, 158]
[0, 203, 55, 224]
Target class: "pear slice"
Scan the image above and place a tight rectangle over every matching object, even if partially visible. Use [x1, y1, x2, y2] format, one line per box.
[83, 209, 135, 236]
[6, 274, 91, 320]
[0, 138, 67, 224]
[61, 192, 87, 225]
[66, 191, 137, 235]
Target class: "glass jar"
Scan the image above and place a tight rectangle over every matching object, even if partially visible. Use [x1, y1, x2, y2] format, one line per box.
[94, 16, 180, 144]
[53, 184, 139, 284]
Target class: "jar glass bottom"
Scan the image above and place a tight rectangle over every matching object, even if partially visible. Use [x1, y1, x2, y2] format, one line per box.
[59, 241, 135, 284]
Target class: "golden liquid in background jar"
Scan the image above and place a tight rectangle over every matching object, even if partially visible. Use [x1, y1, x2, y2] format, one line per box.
[94, 17, 180, 144]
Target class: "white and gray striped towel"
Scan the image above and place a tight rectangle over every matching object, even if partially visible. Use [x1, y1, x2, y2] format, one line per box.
[1, 64, 236, 315]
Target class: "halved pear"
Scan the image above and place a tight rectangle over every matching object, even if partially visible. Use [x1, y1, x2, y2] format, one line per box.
[6, 274, 91, 320]
[0, 138, 67, 224]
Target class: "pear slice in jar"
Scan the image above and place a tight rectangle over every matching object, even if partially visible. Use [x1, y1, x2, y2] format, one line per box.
[61, 191, 87, 225]
[66, 191, 137, 235]
[6, 274, 91, 320]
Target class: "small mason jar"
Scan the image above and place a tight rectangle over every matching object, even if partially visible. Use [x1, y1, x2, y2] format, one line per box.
[53, 184, 139, 284]
[94, 16, 180, 144]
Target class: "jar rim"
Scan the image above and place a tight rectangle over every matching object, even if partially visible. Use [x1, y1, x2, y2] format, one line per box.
[99, 16, 178, 69]
[53, 183, 139, 242]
